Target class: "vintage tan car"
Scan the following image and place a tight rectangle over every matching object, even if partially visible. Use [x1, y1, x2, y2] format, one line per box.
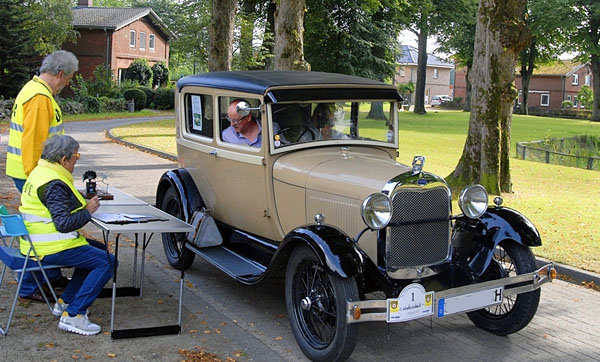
[156, 71, 555, 362]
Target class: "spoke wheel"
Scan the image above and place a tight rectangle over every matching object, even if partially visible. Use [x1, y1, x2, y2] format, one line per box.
[160, 187, 195, 270]
[285, 246, 359, 362]
[467, 241, 540, 335]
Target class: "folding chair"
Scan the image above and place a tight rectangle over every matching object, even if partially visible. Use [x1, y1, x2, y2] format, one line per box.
[0, 213, 66, 336]
[0, 205, 8, 246]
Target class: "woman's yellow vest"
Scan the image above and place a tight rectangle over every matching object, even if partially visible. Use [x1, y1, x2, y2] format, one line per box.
[19, 160, 88, 257]
[6, 77, 64, 180]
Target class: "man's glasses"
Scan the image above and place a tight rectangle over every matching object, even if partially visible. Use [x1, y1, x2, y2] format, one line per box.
[226, 115, 245, 124]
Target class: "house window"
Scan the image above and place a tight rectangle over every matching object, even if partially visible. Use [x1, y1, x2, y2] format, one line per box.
[149, 34, 155, 50]
[129, 30, 136, 48]
[567, 95, 572, 101]
[540, 94, 549, 106]
[433, 69, 439, 79]
[585, 74, 591, 86]
[399, 67, 405, 77]
[572, 74, 579, 85]
[573, 96, 578, 107]
[140, 32, 146, 50]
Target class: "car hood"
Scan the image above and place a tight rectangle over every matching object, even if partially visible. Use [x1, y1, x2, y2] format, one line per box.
[273, 146, 411, 199]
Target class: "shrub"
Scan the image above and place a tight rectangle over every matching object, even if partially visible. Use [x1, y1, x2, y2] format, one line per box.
[123, 88, 146, 111]
[137, 86, 156, 108]
[99, 96, 126, 113]
[57, 98, 84, 114]
[71, 65, 118, 99]
[125, 59, 152, 86]
[0, 99, 15, 120]
[154, 87, 174, 110]
[441, 96, 463, 110]
[81, 96, 102, 113]
[561, 100, 574, 108]
[151, 62, 169, 88]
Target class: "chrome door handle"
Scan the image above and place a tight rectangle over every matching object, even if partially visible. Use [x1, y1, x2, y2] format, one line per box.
[209, 150, 217, 156]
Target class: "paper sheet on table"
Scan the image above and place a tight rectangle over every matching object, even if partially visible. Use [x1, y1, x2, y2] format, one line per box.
[93, 213, 167, 224]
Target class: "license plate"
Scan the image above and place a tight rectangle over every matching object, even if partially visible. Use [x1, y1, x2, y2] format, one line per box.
[386, 283, 434, 323]
[437, 287, 504, 317]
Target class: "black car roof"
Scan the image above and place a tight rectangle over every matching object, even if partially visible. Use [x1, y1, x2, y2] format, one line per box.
[177, 70, 397, 95]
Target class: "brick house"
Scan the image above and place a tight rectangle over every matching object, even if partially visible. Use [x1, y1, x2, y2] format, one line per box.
[63, 0, 174, 85]
[394, 45, 455, 105]
[515, 61, 593, 111]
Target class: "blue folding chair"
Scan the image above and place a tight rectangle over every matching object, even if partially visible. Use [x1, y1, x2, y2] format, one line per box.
[0, 205, 8, 246]
[0, 213, 66, 336]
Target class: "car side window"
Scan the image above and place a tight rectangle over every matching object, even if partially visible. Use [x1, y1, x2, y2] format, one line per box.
[219, 96, 262, 148]
[186, 94, 213, 138]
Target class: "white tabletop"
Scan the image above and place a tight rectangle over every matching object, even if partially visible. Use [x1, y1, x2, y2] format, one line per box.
[98, 187, 149, 206]
[91, 204, 193, 234]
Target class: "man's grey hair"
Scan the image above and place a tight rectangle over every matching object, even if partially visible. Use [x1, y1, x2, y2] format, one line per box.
[39, 50, 79, 76]
[41, 135, 80, 163]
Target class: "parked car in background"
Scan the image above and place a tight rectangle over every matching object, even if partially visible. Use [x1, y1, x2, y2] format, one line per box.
[430, 95, 442, 106]
[439, 95, 452, 102]
[157, 71, 555, 362]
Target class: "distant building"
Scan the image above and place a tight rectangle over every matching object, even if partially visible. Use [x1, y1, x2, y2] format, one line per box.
[395, 45, 454, 104]
[63, 0, 174, 86]
[515, 61, 593, 111]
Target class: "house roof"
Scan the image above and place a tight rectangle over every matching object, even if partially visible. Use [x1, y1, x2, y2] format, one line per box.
[530, 60, 587, 77]
[72, 7, 175, 40]
[397, 45, 454, 69]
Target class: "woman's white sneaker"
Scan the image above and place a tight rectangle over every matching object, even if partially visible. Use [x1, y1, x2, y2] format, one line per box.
[58, 312, 101, 336]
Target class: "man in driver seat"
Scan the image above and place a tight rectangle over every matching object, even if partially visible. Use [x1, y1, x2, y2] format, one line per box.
[222, 99, 262, 147]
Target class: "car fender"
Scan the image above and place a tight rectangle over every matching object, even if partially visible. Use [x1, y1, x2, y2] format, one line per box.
[279, 224, 364, 279]
[156, 168, 204, 223]
[462, 206, 542, 276]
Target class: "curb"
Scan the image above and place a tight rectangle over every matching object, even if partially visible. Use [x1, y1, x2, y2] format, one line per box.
[106, 127, 600, 291]
[536, 256, 600, 287]
[105, 128, 177, 162]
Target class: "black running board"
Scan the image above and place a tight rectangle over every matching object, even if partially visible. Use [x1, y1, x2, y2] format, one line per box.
[186, 243, 266, 282]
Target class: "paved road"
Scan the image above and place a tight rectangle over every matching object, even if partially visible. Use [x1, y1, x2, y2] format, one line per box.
[2, 117, 599, 361]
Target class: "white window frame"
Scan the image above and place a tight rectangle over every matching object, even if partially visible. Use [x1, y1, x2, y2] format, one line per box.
[140, 32, 146, 50]
[433, 68, 439, 79]
[572, 74, 579, 85]
[567, 95, 572, 101]
[585, 74, 591, 86]
[540, 94, 549, 107]
[129, 30, 136, 48]
[149, 34, 155, 50]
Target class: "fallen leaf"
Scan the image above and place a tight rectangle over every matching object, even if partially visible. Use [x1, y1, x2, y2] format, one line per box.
[45, 343, 55, 348]
[275, 336, 283, 340]
[71, 355, 79, 360]
[84, 354, 93, 359]
[214, 328, 221, 334]
[107, 353, 116, 358]
[187, 282, 194, 288]
[73, 349, 81, 353]
[220, 322, 226, 326]
[204, 330, 211, 334]
[189, 329, 198, 333]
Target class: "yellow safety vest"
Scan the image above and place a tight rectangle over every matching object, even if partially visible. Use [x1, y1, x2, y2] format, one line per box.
[19, 159, 88, 257]
[6, 77, 64, 180]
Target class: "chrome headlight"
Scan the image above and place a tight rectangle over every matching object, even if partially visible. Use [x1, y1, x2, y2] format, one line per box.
[458, 184, 488, 219]
[361, 193, 392, 230]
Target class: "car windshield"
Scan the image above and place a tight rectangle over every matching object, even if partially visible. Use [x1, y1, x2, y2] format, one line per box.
[269, 100, 396, 149]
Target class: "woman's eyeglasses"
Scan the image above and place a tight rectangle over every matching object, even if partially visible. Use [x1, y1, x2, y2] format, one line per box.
[72, 152, 80, 160]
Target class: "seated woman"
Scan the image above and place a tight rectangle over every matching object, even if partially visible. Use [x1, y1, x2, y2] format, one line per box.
[311, 103, 349, 140]
[19, 135, 115, 336]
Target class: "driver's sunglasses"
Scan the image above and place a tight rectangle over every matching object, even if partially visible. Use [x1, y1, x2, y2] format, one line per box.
[226, 115, 246, 124]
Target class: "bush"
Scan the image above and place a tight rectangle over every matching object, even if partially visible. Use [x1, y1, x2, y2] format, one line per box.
[57, 98, 84, 114]
[137, 86, 156, 108]
[441, 96, 463, 110]
[71, 65, 118, 99]
[123, 88, 146, 111]
[562, 100, 574, 108]
[0, 99, 14, 120]
[154, 87, 174, 110]
[151, 62, 169, 88]
[81, 96, 102, 113]
[125, 59, 152, 86]
[99, 96, 126, 113]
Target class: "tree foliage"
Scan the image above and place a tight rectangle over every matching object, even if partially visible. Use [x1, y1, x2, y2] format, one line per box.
[27, 0, 77, 56]
[578, 85, 594, 109]
[304, 0, 404, 80]
[151, 62, 169, 87]
[125, 59, 153, 86]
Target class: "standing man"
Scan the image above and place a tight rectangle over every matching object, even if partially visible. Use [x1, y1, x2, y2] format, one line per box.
[5, 50, 78, 302]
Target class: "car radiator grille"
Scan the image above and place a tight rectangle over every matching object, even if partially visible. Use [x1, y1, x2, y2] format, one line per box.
[386, 187, 451, 270]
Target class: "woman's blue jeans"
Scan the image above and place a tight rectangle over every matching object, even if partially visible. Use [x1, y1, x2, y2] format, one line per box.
[41, 239, 115, 316]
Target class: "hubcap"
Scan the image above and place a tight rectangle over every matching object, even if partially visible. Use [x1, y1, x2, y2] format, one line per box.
[301, 296, 312, 311]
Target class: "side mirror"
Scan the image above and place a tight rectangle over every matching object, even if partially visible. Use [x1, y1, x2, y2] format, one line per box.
[236, 101, 260, 117]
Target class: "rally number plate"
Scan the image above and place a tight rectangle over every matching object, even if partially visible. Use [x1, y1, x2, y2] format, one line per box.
[386, 283, 434, 323]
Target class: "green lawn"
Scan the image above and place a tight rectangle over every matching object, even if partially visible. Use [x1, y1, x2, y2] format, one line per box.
[112, 110, 600, 273]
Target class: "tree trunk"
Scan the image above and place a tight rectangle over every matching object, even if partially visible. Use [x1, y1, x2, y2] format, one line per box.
[447, 0, 529, 195]
[591, 54, 600, 122]
[519, 42, 536, 115]
[413, 29, 428, 114]
[367, 102, 387, 120]
[239, 0, 257, 70]
[208, 0, 237, 72]
[274, 0, 310, 71]
[463, 65, 472, 112]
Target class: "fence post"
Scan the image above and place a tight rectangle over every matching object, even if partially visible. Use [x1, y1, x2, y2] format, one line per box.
[588, 157, 594, 170]
[545, 151, 550, 164]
